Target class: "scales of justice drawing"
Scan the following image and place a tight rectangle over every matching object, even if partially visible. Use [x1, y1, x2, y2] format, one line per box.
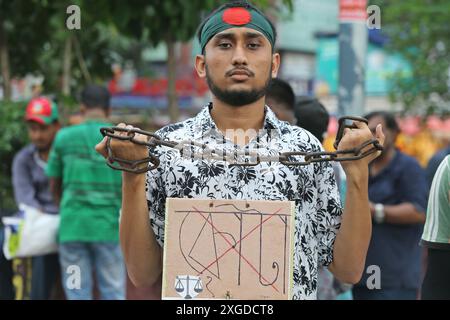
[162, 198, 295, 300]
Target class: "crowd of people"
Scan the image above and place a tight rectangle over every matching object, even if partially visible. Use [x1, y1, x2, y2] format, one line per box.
[266, 78, 449, 300]
[1, 86, 126, 300]
[1, 80, 448, 301]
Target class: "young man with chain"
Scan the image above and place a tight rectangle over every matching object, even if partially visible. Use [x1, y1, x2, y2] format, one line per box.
[96, 1, 384, 299]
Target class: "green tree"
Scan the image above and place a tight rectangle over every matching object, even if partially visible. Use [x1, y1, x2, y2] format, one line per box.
[111, 0, 293, 123]
[0, 0, 58, 100]
[40, 0, 132, 98]
[0, 101, 27, 211]
[1, 1, 293, 117]
[370, 0, 450, 114]
[0, 1, 135, 101]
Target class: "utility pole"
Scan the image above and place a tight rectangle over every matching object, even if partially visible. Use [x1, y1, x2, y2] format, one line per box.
[338, 0, 368, 117]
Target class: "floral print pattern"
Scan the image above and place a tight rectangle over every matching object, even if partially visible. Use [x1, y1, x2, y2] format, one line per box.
[146, 103, 343, 299]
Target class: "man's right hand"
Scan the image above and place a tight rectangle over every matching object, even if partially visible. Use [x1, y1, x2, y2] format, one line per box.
[98, 124, 163, 287]
[95, 123, 150, 170]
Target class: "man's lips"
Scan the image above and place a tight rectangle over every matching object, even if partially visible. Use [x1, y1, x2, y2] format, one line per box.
[227, 69, 254, 81]
[230, 70, 250, 76]
[226, 69, 254, 77]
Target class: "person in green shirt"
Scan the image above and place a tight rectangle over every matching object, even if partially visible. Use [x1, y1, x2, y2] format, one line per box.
[421, 155, 450, 299]
[46, 85, 125, 300]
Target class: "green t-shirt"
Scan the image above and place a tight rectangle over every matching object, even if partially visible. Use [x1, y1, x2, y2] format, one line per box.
[46, 120, 122, 243]
[421, 155, 450, 250]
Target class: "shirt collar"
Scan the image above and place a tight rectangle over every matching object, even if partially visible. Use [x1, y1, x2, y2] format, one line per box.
[30, 144, 47, 170]
[369, 149, 401, 179]
[193, 102, 283, 140]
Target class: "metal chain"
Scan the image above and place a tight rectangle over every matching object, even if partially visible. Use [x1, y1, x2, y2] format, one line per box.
[100, 116, 383, 173]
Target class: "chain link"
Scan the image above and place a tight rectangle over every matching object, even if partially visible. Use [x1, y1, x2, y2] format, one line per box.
[100, 116, 383, 173]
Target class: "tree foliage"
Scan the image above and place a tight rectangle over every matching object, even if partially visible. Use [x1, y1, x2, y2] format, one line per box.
[370, 0, 450, 114]
[0, 101, 28, 212]
[1, 1, 291, 104]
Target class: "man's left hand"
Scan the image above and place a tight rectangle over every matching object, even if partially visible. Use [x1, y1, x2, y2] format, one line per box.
[336, 121, 385, 178]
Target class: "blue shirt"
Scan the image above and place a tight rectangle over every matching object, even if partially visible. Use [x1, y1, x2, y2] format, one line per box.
[12, 144, 58, 214]
[357, 150, 428, 290]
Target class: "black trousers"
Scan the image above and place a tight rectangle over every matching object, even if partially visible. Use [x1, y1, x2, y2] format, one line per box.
[0, 228, 14, 299]
[29, 253, 60, 300]
[1, 228, 60, 300]
[421, 248, 450, 300]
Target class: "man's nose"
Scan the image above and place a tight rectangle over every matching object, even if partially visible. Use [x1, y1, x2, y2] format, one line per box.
[35, 129, 45, 140]
[231, 44, 248, 65]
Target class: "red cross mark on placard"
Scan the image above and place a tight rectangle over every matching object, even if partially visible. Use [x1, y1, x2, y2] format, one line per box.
[191, 206, 283, 293]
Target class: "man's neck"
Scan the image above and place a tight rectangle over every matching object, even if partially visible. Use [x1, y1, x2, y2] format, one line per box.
[371, 147, 396, 175]
[210, 96, 266, 132]
[36, 149, 49, 162]
[210, 96, 266, 146]
[83, 109, 108, 121]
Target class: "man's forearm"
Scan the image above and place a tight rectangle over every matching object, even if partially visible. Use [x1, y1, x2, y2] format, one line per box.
[13, 161, 43, 209]
[120, 173, 162, 287]
[49, 178, 62, 206]
[329, 171, 371, 284]
[382, 203, 425, 224]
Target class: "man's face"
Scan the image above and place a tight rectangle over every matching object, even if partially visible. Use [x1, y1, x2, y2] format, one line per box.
[368, 116, 396, 154]
[27, 121, 59, 152]
[196, 27, 280, 107]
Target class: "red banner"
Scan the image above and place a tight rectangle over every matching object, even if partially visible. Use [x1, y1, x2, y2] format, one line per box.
[339, 0, 367, 22]
[108, 71, 209, 97]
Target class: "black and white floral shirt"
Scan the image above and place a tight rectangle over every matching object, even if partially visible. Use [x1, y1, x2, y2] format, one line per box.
[146, 103, 343, 300]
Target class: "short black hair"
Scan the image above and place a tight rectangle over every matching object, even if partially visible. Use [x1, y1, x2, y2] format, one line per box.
[266, 78, 295, 109]
[294, 96, 330, 143]
[364, 111, 400, 132]
[80, 84, 110, 111]
[196, 1, 277, 54]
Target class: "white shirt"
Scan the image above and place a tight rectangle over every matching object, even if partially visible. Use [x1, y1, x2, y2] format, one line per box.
[146, 103, 343, 299]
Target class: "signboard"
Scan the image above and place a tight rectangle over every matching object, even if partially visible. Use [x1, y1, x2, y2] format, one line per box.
[162, 198, 295, 300]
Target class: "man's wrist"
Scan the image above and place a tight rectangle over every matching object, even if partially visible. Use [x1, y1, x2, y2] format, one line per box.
[345, 171, 369, 191]
[342, 164, 369, 181]
[122, 171, 146, 184]
[374, 203, 385, 223]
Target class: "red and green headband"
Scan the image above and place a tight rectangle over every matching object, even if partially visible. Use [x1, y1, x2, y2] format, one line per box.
[199, 6, 275, 53]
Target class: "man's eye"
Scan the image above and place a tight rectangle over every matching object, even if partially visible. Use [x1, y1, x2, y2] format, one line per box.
[248, 43, 261, 49]
[218, 43, 232, 49]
